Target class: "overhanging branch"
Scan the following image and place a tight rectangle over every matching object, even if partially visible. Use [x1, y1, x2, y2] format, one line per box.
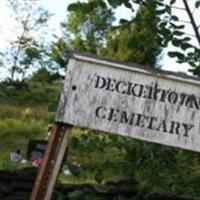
[182, 0, 200, 46]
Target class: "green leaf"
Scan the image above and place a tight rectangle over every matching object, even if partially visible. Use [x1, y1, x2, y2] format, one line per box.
[170, 0, 176, 5]
[165, 5, 172, 14]
[25, 47, 40, 59]
[180, 42, 193, 50]
[168, 51, 177, 58]
[68, 2, 92, 13]
[107, 0, 123, 8]
[161, 27, 171, 37]
[172, 38, 181, 47]
[124, 2, 133, 9]
[168, 51, 185, 60]
[195, 0, 200, 8]
[162, 39, 169, 47]
[159, 22, 167, 28]
[187, 52, 195, 58]
[189, 61, 198, 68]
[119, 19, 129, 24]
[182, 37, 191, 42]
[97, 0, 107, 9]
[171, 15, 179, 21]
[157, 2, 165, 7]
[173, 30, 184, 36]
[67, 3, 79, 11]
[155, 9, 166, 15]
[170, 22, 185, 29]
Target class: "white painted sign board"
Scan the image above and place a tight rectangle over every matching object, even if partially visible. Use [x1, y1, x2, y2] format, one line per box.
[56, 52, 200, 152]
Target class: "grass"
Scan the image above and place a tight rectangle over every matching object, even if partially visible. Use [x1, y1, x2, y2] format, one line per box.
[0, 80, 60, 170]
[57, 128, 134, 185]
[0, 110, 129, 182]
[0, 81, 200, 198]
[0, 102, 48, 169]
[0, 118, 45, 169]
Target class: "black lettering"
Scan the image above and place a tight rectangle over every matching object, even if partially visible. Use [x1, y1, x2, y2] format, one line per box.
[175, 122, 181, 135]
[147, 86, 153, 99]
[199, 97, 200, 109]
[95, 75, 107, 89]
[159, 89, 169, 102]
[182, 123, 193, 137]
[105, 78, 116, 92]
[107, 108, 119, 122]
[169, 121, 175, 134]
[168, 91, 178, 104]
[132, 84, 144, 97]
[116, 81, 127, 94]
[153, 84, 161, 100]
[95, 106, 106, 119]
[135, 114, 145, 127]
[94, 75, 200, 111]
[143, 85, 153, 99]
[120, 111, 135, 125]
[126, 82, 133, 95]
[179, 93, 187, 105]
[156, 120, 167, 132]
[147, 116, 157, 129]
[185, 95, 199, 110]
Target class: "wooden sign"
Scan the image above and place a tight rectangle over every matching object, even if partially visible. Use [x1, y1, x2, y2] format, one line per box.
[56, 51, 200, 152]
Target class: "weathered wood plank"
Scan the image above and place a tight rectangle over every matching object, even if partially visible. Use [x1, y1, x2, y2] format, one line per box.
[30, 123, 72, 200]
[56, 52, 200, 153]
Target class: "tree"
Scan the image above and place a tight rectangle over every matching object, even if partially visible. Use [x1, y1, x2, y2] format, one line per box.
[50, 0, 115, 69]
[101, 0, 162, 68]
[52, 0, 162, 69]
[0, 0, 51, 82]
[105, 0, 200, 74]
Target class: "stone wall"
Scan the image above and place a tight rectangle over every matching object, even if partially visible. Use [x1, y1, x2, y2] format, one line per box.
[0, 167, 196, 200]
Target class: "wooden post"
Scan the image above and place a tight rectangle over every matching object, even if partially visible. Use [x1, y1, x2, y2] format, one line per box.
[30, 123, 73, 200]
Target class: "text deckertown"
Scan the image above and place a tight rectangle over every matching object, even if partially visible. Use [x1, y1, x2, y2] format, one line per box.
[94, 75, 200, 110]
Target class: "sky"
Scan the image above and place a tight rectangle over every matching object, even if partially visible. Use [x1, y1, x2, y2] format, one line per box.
[0, 0, 199, 79]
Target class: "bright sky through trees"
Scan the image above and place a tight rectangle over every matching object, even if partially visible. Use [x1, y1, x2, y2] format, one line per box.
[0, 0, 199, 77]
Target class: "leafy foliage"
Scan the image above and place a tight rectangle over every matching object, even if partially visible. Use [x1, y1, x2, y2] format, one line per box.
[0, 0, 51, 82]
[0, 75, 61, 170]
[68, 129, 200, 195]
[51, 0, 115, 68]
[195, 0, 200, 8]
[104, 0, 200, 73]
[101, 0, 162, 68]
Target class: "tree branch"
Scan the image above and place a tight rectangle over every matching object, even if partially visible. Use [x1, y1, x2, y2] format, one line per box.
[182, 0, 200, 46]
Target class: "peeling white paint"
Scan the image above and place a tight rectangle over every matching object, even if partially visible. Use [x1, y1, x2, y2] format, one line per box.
[56, 52, 200, 152]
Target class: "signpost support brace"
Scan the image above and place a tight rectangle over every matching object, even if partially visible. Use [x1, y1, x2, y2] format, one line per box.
[30, 123, 73, 200]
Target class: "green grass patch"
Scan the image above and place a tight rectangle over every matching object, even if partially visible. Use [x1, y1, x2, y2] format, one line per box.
[0, 118, 45, 169]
